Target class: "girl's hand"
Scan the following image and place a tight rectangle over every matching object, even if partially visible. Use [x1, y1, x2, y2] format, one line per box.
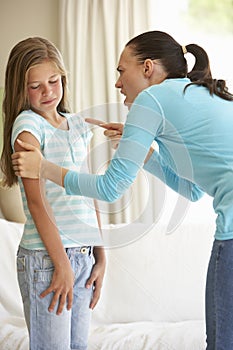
[85, 247, 106, 309]
[11, 139, 42, 178]
[40, 262, 75, 315]
[85, 262, 106, 309]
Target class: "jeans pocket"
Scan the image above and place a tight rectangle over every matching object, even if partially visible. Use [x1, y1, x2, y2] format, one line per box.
[34, 259, 54, 280]
[17, 255, 29, 302]
[42, 255, 54, 270]
[34, 254, 55, 296]
[17, 255, 26, 272]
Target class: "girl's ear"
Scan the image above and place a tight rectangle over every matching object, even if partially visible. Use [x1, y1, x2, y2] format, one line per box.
[143, 59, 154, 78]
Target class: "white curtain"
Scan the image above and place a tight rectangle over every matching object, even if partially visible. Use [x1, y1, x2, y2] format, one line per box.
[58, 0, 161, 225]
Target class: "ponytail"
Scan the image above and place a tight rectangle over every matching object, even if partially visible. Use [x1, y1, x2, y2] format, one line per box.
[185, 44, 233, 101]
[126, 31, 232, 101]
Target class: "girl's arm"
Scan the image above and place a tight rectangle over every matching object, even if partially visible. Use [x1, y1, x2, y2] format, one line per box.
[85, 145, 106, 309]
[15, 132, 74, 315]
[86, 246, 106, 309]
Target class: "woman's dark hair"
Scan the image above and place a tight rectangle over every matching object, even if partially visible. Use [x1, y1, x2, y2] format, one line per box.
[126, 31, 233, 101]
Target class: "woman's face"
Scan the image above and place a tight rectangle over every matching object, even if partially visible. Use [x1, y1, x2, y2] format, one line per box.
[115, 46, 150, 109]
[27, 60, 63, 117]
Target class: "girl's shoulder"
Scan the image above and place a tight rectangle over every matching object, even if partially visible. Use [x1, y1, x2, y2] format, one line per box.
[12, 110, 45, 149]
[15, 109, 45, 127]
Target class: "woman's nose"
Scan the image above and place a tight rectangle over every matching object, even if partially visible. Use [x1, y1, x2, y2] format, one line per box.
[115, 77, 122, 89]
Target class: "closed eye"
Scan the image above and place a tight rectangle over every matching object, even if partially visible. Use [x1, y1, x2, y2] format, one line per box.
[49, 79, 59, 84]
[30, 85, 40, 90]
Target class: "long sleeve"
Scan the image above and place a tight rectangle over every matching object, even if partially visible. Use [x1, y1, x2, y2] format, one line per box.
[143, 150, 204, 201]
[65, 99, 162, 202]
[64, 134, 155, 202]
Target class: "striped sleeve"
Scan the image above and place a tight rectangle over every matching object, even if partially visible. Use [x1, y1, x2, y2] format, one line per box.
[11, 110, 44, 151]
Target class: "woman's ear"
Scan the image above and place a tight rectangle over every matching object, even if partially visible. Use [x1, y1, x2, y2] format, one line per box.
[143, 59, 154, 78]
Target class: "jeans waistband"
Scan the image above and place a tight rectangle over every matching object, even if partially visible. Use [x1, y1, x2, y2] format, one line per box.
[65, 246, 92, 256]
[18, 246, 92, 256]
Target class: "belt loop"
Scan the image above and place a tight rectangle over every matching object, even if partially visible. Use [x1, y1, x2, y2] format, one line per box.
[89, 246, 93, 256]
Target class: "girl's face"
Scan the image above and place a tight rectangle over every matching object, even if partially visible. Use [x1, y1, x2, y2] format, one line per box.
[27, 60, 63, 117]
[115, 46, 150, 109]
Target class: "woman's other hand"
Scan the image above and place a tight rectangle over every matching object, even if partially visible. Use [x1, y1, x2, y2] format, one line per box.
[11, 139, 42, 178]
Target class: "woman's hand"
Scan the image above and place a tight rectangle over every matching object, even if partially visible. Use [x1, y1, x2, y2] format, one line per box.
[85, 118, 123, 150]
[11, 139, 42, 178]
[104, 124, 155, 162]
[103, 122, 123, 149]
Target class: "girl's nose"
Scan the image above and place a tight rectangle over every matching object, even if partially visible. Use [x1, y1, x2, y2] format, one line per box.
[42, 84, 52, 96]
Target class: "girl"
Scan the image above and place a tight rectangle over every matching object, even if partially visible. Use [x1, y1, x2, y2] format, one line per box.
[1, 37, 105, 350]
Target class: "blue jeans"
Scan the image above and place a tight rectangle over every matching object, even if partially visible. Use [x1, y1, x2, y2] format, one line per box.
[206, 239, 233, 350]
[17, 246, 93, 350]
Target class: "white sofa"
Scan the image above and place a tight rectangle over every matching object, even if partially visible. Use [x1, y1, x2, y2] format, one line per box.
[0, 191, 215, 350]
[0, 218, 28, 350]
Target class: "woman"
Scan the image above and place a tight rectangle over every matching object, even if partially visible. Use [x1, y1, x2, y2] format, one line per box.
[11, 31, 233, 349]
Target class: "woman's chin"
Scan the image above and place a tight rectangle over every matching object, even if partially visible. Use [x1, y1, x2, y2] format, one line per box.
[124, 99, 132, 110]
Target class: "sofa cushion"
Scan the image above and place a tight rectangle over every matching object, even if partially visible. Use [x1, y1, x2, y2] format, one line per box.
[89, 320, 206, 350]
[92, 219, 214, 324]
[0, 218, 29, 349]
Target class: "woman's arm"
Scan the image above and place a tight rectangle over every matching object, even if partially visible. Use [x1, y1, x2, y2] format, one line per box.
[12, 128, 203, 203]
[15, 132, 74, 315]
[12, 93, 204, 203]
[11, 106, 158, 202]
[144, 150, 204, 201]
[93, 121, 204, 201]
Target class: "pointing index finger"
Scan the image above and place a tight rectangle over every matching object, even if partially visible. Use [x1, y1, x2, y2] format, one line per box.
[85, 118, 109, 129]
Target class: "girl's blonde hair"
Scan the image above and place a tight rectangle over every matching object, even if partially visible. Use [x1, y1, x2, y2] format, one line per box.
[1, 37, 70, 187]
